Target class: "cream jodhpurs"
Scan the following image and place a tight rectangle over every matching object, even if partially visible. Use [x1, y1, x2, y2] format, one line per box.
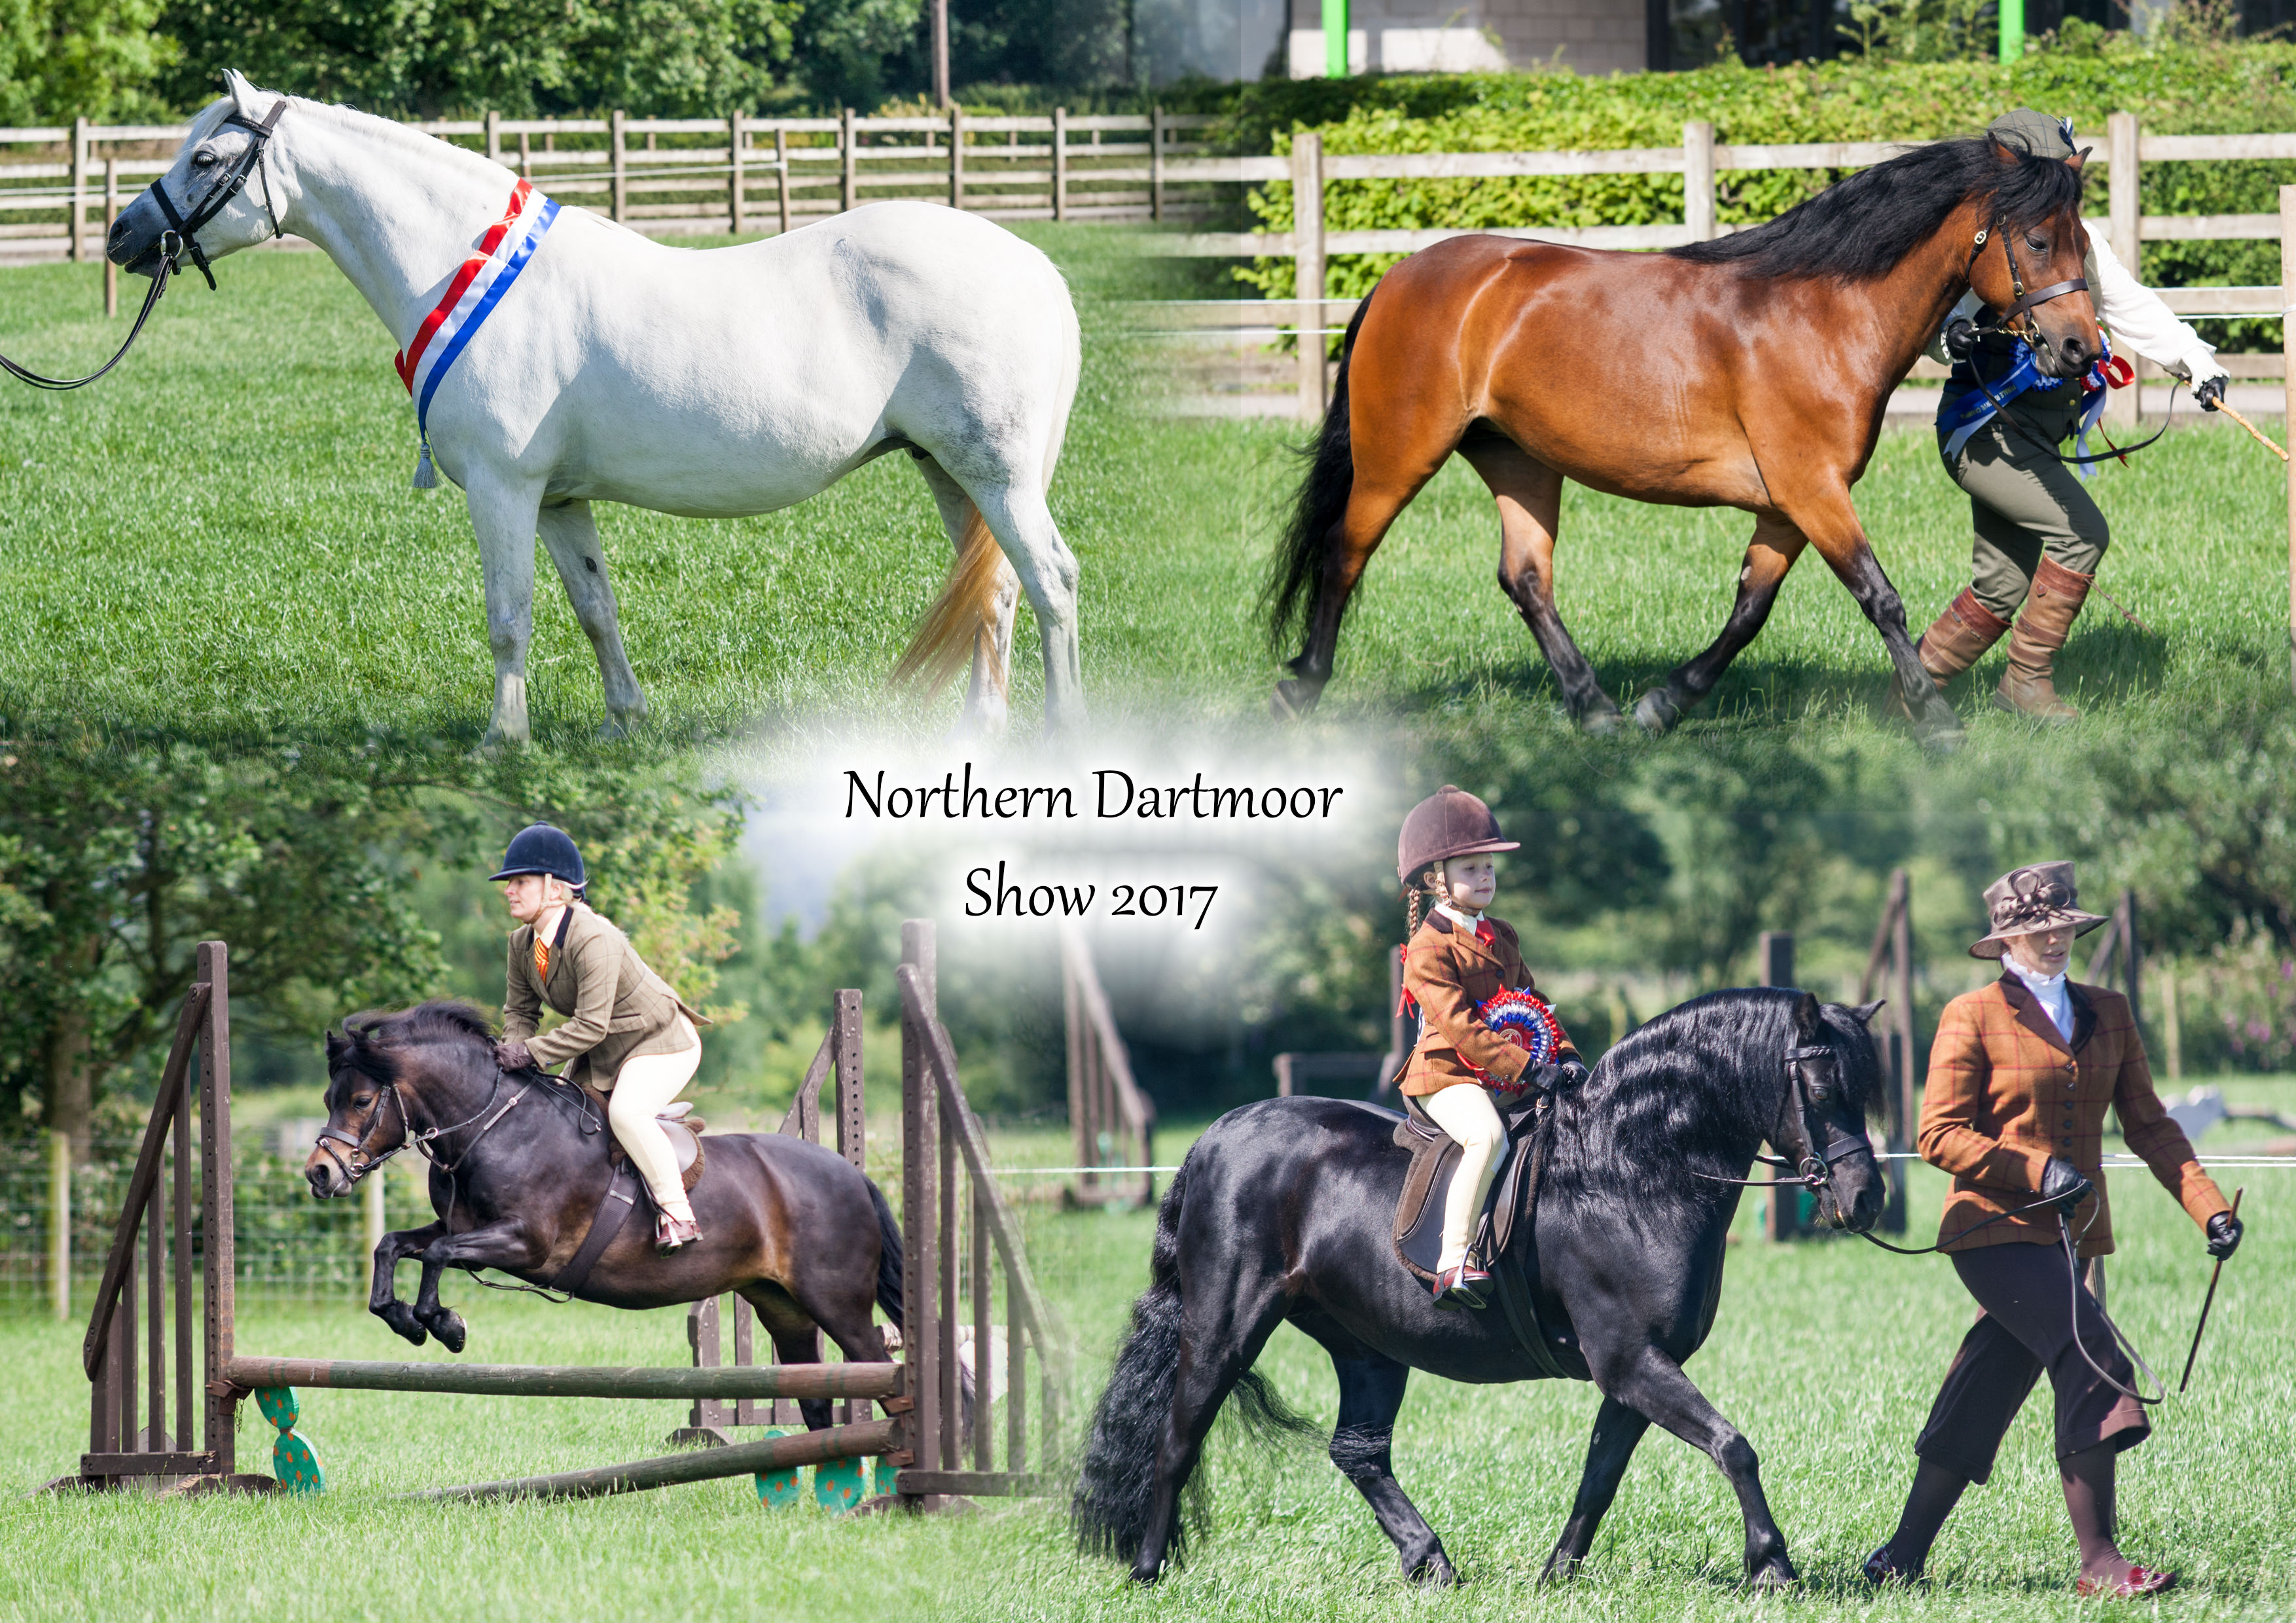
[1419, 1082, 1507, 1274]
[608, 1017, 700, 1220]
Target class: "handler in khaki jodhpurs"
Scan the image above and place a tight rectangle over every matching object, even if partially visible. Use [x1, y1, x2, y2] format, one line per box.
[490, 823, 712, 1253]
[1905, 109, 2234, 722]
[1863, 862, 2244, 1599]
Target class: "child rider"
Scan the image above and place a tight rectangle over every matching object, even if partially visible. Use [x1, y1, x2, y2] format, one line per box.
[1397, 785, 1588, 1309]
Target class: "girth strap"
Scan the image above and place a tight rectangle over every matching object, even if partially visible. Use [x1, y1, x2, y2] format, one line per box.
[1484, 1098, 1589, 1382]
[550, 1163, 641, 1295]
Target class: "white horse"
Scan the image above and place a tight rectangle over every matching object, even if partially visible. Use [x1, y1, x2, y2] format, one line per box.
[109, 72, 1084, 741]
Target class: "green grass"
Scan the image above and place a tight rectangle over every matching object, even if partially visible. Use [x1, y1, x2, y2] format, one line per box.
[3, 1096, 2291, 1621]
[3, 233, 2289, 749]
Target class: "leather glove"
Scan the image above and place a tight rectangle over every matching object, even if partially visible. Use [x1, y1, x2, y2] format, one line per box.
[1554, 1056, 1590, 1090]
[494, 1037, 532, 1073]
[1943, 317, 1979, 361]
[2038, 1156, 2093, 1216]
[2195, 374, 2228, 412]
[2206, 1209, 2243, 1260]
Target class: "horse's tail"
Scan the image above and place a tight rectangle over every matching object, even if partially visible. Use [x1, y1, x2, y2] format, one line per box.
[1265, 291, 1374, 654]
[867, 1177, 904, 1327]
[1072, 1157, 1319, 1570]
[892, 503, 1010, 700]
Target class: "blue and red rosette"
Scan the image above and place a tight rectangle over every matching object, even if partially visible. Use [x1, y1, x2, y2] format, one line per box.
[1467, 988, 1564, 1091]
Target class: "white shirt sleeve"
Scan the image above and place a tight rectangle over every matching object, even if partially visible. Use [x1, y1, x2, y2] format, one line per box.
[2089, 234, 2227, 385]
[1924, 289, 1984, 368]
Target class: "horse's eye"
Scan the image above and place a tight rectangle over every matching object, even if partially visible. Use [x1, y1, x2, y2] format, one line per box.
[2026, 234, 2047, 253]
[352, 1094, 372, 1109]
[191, 149, 217, 169]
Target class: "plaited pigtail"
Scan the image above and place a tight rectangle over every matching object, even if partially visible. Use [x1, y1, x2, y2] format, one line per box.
[1405, 884, 1422, 940]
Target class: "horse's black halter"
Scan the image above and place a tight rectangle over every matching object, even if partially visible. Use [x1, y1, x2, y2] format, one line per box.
[0, 99, 285, 392]
[312, 1063, 524, 1186]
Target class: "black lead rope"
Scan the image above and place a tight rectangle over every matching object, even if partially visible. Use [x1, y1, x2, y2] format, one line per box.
[0, 245, 180, 390]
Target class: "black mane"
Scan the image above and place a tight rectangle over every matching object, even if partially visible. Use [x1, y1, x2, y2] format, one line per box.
[329, 999, 496, 1090]
[1668, 136, 2085, 283]
[1545, 987, 1881, 1212]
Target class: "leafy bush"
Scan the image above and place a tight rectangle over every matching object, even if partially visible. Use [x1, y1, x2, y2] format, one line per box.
[1231, 27, 2296, 341]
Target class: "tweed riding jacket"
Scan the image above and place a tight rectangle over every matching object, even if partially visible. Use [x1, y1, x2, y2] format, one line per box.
[1399, 910, 1577, 1097]
[1918, 974, 2226, 1259]
[503, 902, 705, 1092]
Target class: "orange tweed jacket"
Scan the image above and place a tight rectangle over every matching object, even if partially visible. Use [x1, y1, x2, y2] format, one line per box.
[1399, 910, 1577, 1097]
[1918, 974, 2227, 1258]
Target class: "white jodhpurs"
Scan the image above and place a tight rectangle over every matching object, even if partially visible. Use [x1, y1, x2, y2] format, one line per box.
[608, 1016, 700, 1221]
[1420, 1082, 1507, 1274]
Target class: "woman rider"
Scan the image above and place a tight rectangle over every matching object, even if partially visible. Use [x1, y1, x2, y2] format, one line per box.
[1865, 863, 2242, 1597]
[488, 823, 710, 1253]
[1901, 109, 2234, 722]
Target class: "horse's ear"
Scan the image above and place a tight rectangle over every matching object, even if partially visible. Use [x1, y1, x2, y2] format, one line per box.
[1792, 990, 1823, 1040]
[2068, 147, 2090, 173]
[325, 1028, 352, 1063]
[222, 69, 255, 116]
[1850, 999, 1886, 1028]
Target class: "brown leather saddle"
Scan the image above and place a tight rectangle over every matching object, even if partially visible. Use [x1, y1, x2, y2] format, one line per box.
[1392, 1091, 1588, 1382]
[550, 1092, 708, 1294]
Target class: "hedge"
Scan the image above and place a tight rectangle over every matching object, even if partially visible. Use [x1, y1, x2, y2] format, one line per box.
[1229, 26, 2296, 344]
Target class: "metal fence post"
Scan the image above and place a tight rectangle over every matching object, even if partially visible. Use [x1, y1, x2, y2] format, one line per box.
[2109, 111, 2140, 426]
[1291, 130, 1326, 421]
[69, 116, 89, 263]
[841, 108, 857, 212]
[728, 111, 745, 234]
[1150, 106, 1165, 222]
[950, 103, 963, 211]
[610, 109, 628, 222]
[1683, 120, 1715, 243]
[1052, 107, 1069, 221]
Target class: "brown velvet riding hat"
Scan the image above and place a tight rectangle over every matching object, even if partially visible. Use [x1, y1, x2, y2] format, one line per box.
[1398, 785, 1518, 885]
[1968, 861, 2108, 959]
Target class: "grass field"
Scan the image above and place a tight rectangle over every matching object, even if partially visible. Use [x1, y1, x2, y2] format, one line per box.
[2, 228, 2290, 749]
[3, 1087, 2291, 1622]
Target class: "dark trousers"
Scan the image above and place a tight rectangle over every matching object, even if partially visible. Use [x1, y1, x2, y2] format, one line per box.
[1914, 1241, 2150, 1484]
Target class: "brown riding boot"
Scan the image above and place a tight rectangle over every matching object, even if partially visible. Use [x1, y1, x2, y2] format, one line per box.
[1890, 588, 2009, 717]
[1994, 557, 2092, 722]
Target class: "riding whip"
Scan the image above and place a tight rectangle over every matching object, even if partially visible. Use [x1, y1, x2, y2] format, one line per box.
[2178, 1185, 2242, 1395]
[2210, 401, 2289, 463]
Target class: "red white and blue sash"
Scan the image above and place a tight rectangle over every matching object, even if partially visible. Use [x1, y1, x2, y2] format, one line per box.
[395, 179, 559, 486]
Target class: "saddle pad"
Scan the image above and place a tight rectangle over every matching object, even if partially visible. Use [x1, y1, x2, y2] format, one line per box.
[1390, 1116, 1511, 1286]
[586, 1082, 707, 1195]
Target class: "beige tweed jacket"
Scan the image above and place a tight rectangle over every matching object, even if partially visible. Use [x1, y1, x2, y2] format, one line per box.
[1918, 974, 2226, 1258]
[502, 902, 704, 1092]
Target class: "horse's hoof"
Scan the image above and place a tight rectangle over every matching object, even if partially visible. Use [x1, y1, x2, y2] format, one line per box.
[1919, 717, 1965, 754]
[1537, 1553, 1583, 1587]
[1747, 1563, 1799, 1592]
[378, 1304, 428, 1347]
[1405, 1552, 1458, 1588]
[1579, 700, 1624, 737]
[1632, 688, 1679, 734]
[420, 1310, 468, 1353]
[1270, 678, 1319, 721]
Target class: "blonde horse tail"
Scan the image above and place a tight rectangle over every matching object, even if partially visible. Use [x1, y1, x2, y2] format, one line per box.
[893, 503, 1009, 700]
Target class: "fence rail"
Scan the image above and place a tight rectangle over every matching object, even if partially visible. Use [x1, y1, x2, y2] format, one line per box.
[0, 108, 1223, 266]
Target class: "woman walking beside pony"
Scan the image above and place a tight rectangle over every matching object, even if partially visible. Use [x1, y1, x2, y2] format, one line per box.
[1866, 862, 2242, 1597]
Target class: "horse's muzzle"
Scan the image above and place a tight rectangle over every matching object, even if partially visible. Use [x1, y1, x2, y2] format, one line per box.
[304, 1150, 351, 1199]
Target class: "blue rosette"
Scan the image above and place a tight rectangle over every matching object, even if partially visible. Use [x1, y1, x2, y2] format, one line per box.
[1471, 988, 1563, 1090]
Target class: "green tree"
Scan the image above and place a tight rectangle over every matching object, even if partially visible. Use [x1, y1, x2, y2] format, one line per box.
[0, 0, 177, 122]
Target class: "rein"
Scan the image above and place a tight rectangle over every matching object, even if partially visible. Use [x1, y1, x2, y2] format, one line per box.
[0, 99, 284, 392]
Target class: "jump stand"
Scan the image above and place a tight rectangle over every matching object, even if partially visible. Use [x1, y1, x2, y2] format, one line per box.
[55, 923, 1065, 1506]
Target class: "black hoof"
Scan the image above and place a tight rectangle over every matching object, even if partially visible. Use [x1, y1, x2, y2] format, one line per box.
[1576, 696, 1624, 736]
[419, 1309, 468, 1353]
[1537, 1551, 1583, 1586]
[1632, 688, 1681, 735]
[377, 1303, 429, 1347]
[1405, 1551, 1458, 1587]
[1747, 1560, 1799, 1591]
[1270, 677, 1321, 720]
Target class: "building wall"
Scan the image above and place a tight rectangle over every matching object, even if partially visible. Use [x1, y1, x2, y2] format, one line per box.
[1287, 0, 1645, 77]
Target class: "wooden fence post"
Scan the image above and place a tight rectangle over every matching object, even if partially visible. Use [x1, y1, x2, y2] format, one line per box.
[1052, 107, 1069, 221]
[2109, 111, 2140, 426]
[1150, 106, 1165, 222]
[610, 110, 628, 222]
[841, 108, 857, 213]
[484, 109, 500, 164]
[2284, 183, 2296, 696]
[69, 116, 89, 263]
[1683, 120, 1715, 243]
[196, 942, 236, 1476]
[1291, 130, 1326, 421]
[102, 160, 118, 317]
[728, 111, 745, 234]
[775, 127, 791, 236]
[949, 103, 963, 211]
[899, 921, 941, 1507]
[47, 1130, 69, 1320]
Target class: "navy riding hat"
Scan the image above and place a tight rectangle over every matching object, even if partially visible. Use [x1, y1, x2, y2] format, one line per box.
[489, 823, 586, 893]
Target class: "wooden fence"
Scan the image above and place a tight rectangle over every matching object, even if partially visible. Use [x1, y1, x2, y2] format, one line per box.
[0, 107, 1223, 267]
[1060, 925, 1157, 1210]
[1134, 112, 2296, 427]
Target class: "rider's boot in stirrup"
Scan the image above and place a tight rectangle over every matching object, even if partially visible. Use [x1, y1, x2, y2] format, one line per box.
[1432, 1258, 1490, 1311]
[655, 1211, 701, 1253]
[1890, 588, 2009, 719]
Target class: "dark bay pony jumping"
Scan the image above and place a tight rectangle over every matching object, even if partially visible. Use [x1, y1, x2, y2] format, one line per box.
[1075, 989, 1886, 1588]
[1268, 136, 2101, 741]
[306, 1003, 900, 1426]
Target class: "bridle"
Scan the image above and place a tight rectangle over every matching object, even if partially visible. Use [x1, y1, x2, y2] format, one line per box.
[312, 1062, 525, 1188]
[1692, 1043, 1873, 1210]
[0, 98, 285, 392]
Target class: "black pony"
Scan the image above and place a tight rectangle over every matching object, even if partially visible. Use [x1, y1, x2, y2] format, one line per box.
[1075, 988, 1888, 1589]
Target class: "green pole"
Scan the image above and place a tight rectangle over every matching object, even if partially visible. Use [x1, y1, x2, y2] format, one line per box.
[1323, 0, 1348, 76]
[1998, 0, 2023, 62]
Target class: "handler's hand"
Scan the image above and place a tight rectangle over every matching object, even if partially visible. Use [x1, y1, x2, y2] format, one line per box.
[2195, 374, 2229, 412]
[2206, 1209, 2244, 1259]
[495, 1037, 533, 1073]
[1944, 317, 1979, 361]
[2039, 1156, 2092, 1215]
